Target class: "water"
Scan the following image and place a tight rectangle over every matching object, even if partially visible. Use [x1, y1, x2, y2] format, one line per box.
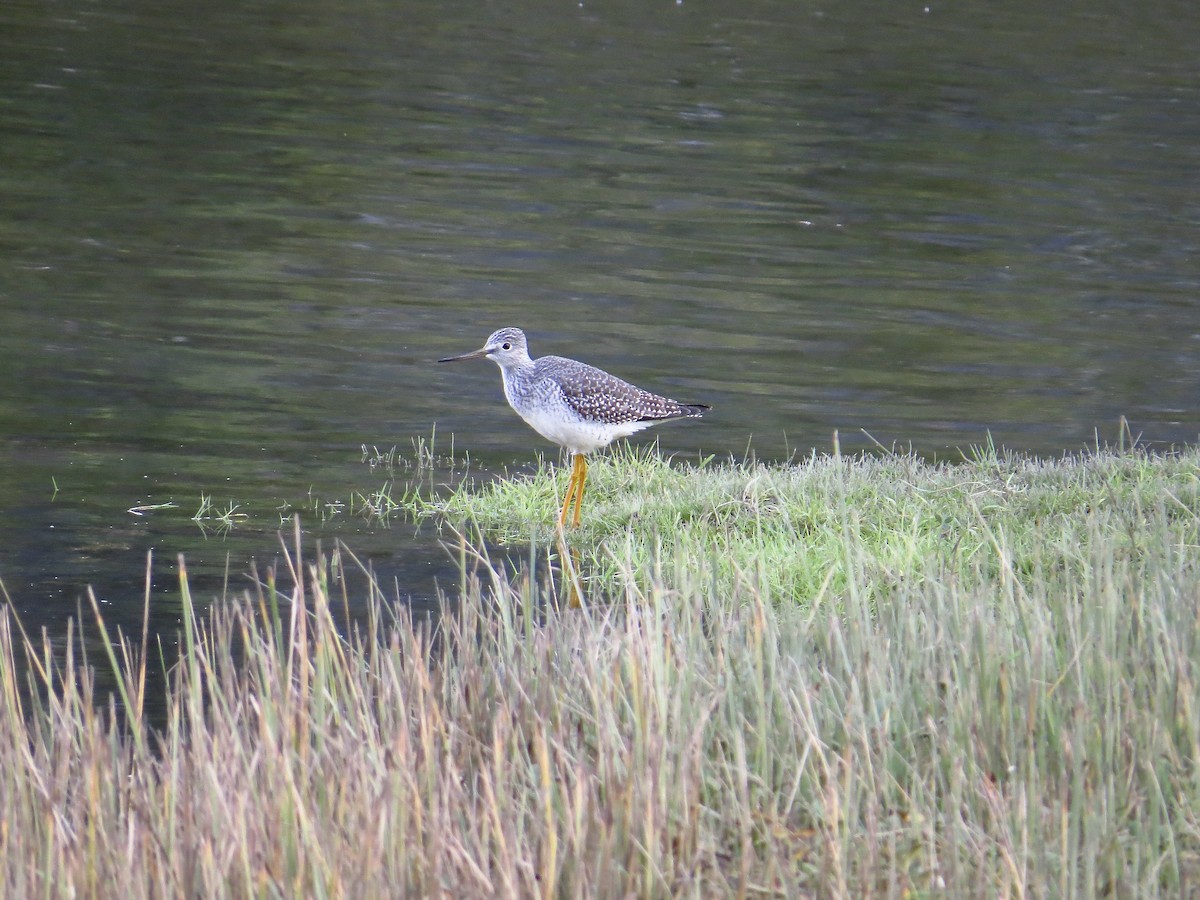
[2, 0, 1198, 640]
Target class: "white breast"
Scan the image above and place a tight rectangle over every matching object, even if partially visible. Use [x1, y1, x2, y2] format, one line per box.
[516, 405, 651, 455]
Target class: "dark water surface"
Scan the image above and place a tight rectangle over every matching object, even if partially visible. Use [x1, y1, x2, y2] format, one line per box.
[3, 0, 1198, 635]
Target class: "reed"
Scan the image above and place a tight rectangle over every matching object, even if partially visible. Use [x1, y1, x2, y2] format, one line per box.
[0, 446, 1197, 896]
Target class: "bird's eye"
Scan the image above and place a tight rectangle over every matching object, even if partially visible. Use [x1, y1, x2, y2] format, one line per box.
[502, 342, 511, 350]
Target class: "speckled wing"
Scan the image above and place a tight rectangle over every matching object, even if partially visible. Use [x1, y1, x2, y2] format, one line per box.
[541, 356, 706, 424]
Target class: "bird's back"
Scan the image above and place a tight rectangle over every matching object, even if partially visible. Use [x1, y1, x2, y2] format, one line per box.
[498, 351, 707, 454]
[535, 355, 698, 424]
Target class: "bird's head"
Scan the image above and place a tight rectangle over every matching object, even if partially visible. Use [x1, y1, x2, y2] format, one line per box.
[438, 327, 531, 368]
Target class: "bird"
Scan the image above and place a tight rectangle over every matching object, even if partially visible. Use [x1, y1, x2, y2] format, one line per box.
[438, 327, 709, 526]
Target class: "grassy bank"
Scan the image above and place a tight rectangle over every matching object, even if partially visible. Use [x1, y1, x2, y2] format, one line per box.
[1, 446, 1198, 896]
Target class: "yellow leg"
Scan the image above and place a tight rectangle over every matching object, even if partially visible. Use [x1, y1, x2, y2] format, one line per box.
[558, 454, 588, 527]
[559, 454, 580, 526]
[571, 455, 587, 527]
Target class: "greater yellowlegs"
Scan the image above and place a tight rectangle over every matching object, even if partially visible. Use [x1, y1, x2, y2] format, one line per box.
[439, 327, 709, 526]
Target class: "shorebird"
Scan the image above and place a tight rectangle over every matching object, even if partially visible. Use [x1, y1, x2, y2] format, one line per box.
[439, 327, 709, 526]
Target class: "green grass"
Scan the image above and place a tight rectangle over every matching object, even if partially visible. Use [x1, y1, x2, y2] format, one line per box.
[1, 445, 1198, 896]
[425, 442, 1200, 609]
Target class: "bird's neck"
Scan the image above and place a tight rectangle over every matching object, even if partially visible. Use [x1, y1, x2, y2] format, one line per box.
[498, 359, 535, 392]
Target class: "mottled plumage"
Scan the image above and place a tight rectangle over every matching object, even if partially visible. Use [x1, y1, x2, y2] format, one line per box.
[439, 327, 708, 455]
[439, 327, 708, 526]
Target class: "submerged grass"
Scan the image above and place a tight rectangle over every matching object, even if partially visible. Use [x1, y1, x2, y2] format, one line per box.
[1, 446, 1198, 896]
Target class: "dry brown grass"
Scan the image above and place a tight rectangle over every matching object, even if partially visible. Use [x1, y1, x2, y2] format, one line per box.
[2, 448, 1199, 897]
